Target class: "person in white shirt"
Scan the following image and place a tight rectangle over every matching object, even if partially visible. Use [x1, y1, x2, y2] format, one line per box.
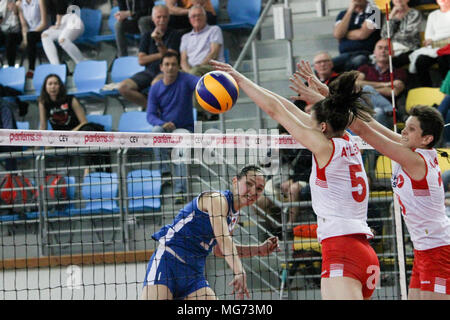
[17, 0, 48, 78]
[211, 59, 380, 300]
[41, 2, 85, 66]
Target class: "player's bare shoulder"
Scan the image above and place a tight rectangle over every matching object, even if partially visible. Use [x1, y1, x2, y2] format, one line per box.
[198, 192, 228, 215]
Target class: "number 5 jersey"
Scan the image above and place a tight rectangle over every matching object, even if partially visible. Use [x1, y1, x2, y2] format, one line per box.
[310, 135, 373, 243]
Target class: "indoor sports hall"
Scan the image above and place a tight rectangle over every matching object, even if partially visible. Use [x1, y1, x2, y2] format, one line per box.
[1, 0, 449, 301]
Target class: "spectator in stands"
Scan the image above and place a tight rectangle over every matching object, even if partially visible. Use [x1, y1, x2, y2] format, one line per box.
[38, 74, 110, 174]
[408, 0, 450, 87]
[356, 39, 407, 128]
[332, 0, 380, 72]
[114, 0, 155, 57]
[165, 0, 216, 32]
[293, 52, 340, 111]
[146, 52, 199, 204]
[380, 0, 422, 68]
[0, 0, 21, 67]
[180, 5, 224, 75]
[118, 5, 181, 110]
[17, 0, 49, 78]
[38, 74, 87, 131]
[41, 0, 85, 66]
[180, 4, 224, 120]
[312, 52, 340, 85]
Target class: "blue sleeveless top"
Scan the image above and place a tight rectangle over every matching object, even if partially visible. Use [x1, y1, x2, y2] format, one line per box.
[152, 190, 239, 271]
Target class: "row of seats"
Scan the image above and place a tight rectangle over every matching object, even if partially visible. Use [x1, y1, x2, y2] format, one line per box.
[0, 169, 162, 222]
[1, 56, 197, 132]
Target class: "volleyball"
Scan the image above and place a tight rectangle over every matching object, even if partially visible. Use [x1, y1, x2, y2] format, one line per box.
[195, 71, 239, 114]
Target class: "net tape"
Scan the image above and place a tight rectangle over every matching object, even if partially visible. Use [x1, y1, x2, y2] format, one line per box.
[0, 129, 373, 150]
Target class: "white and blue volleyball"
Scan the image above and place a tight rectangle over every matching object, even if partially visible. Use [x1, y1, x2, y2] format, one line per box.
[195, 71, 239, 114]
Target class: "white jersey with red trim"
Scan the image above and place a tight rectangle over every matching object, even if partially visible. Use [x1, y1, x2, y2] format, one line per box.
[310, 136, 373, 243]
[391, 148, 450, 251]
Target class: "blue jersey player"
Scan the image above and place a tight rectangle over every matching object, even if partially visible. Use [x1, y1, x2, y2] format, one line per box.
[141, 165, 280, 300]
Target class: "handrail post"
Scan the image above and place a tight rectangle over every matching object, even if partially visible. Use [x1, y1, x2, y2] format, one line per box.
[233, 0, 275, 70]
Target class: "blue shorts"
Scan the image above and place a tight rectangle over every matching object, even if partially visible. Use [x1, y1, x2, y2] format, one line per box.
[143, 246, 210, 299]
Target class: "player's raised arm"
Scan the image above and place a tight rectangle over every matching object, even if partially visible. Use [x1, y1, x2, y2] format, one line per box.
[209, 60, 329, 157]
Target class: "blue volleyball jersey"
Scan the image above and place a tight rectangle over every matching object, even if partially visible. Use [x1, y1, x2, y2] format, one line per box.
[152, 190, 239, 270]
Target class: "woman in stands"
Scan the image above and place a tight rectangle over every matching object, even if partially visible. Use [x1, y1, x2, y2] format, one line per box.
[141, 165, 280, 300]
[38, 73, 110, 175]
[380, 0, 422, 68]
[349, 105, 450, 300]
[41, 0, 85, 66]
[38, 74, 87, 131]
[210, 60, 380, 300]
[17, 0, 48, 78]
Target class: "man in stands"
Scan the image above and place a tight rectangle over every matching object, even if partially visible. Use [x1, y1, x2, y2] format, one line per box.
[146, 52, 199, 204]
[356, 38, 407, 128]
[165, 0, 217, 32]
[294, 51, 339, 112]
[114, 0, 154, 57]
[118, 5, 181, 110]
[332, 0, 380, 72]
[179, 4, 224, 120]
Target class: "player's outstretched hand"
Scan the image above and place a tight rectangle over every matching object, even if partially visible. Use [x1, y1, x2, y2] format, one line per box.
[289, 72, 326, 106]
[258, 236, 281, 256]
[209, 60, 244, 83]
[296, 60, 330, 97]
[229, 271, 250, 300]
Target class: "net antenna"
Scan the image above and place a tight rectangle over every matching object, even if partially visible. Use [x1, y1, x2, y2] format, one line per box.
[385, 3, 398, 133]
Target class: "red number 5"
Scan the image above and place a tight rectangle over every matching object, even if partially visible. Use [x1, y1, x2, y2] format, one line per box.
[349, 164, 367, 202]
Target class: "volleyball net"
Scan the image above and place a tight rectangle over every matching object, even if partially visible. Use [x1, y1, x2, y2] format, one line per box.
[0, 127, 416, 300]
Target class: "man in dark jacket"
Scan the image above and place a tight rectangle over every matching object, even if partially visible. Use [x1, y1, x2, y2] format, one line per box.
[115, 0, 155, 57]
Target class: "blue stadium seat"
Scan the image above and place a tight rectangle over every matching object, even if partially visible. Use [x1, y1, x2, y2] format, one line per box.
[76, 8, 103, 44]
[101, 56, 145, 96]
[118, 111, 153, 132]
[0, 66, 26, 93]
[127, 169, 161, 212]
[78, 172, 119, 215]
[19, 64, 67, 101]
[16, 121, 30, 130]
[69, 60, 107, 98]
[92, 6, 118, 43]
[111, 56, 145, 83]
[86, 114, 113, 131]
[0, 213, 21, 222]
[218, 0, 261, 30]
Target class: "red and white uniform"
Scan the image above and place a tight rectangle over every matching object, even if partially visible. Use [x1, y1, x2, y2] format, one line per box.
[391, 148, 450, 294]
[310, 135, 373, 243]
[391, 148, 450, 251]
